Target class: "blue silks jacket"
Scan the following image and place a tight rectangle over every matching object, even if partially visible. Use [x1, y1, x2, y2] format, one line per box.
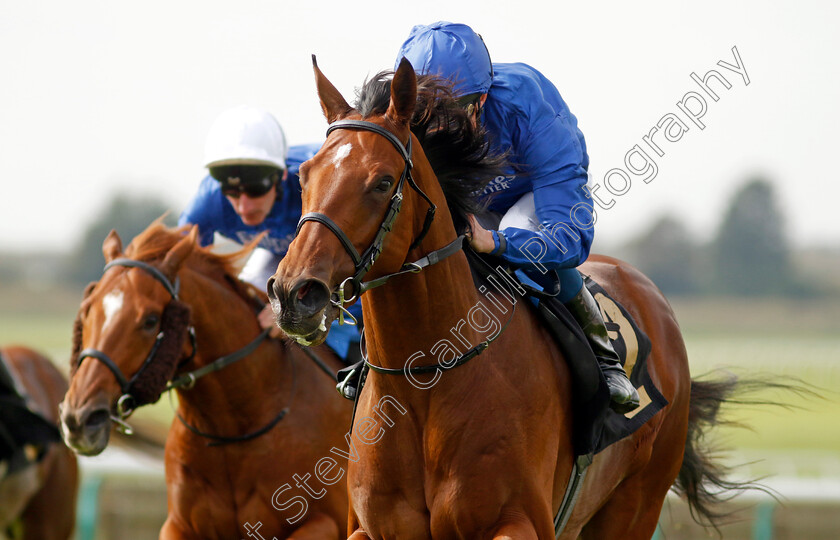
[397, 22, 594, 271]
[480, 62, 594, 270]
[179, 143, 362, 359]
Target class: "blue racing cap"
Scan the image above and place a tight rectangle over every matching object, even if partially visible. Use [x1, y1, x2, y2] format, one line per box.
[395, 21, 493, 96]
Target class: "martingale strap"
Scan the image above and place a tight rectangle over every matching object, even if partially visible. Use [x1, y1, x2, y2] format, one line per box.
[362, 298, 516, 377]
[358, 235, 466, 295]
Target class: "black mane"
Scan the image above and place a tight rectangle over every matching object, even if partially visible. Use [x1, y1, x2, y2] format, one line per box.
[355, 71, 508, 234]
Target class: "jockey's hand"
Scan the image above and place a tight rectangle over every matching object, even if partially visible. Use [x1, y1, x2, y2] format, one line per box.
[258, 304, 284, 339]
[466, 214, 496, 254]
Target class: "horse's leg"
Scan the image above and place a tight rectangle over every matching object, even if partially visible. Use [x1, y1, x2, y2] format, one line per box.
[287, 512, 340, 540]
[491, 521, 539, 540]
[578, 475, 667, 540]
[159, 518, 197, 540]
[580, 411, 688, 539]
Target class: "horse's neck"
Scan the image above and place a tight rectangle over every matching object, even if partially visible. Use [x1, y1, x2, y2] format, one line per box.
[176, 270, 289, 415]
[362, 218, 487, 370]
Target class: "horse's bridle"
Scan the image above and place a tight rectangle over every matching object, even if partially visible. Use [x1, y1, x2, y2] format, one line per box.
[294, 118, 516, 383]
[75, 258, 196, 432]
[295, 120, 440, 322]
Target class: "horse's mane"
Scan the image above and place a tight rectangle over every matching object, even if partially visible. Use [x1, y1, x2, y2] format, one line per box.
[355, 71, 508, 233]
[125, 222, 266, 306]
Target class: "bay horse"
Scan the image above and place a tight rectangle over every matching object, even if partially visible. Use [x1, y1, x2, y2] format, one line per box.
[60, 223, 352, 539]
[267, 58, 740, 539]
[1, 345, 78, 540]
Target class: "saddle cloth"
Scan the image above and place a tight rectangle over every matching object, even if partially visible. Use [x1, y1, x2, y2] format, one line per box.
[466, 250, 668, 457]
[0, 352, 61, 476]
[534, 275, 669, 455]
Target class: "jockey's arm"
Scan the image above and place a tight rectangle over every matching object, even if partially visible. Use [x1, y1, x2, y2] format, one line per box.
[471, 99, 594, 272]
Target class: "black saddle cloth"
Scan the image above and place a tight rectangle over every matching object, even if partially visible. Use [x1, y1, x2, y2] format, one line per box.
[0, 353, 61, 475]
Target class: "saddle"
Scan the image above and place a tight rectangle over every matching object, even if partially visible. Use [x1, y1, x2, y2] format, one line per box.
[335, 244, 668, 457]
[0, 352, 61, 476]
[464, 250, 668, 456]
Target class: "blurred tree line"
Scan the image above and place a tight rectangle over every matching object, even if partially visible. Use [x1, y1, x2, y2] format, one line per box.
[622, 177, 826, 297]
[1, 178, 836, 298]
[66, 194, 176, 285]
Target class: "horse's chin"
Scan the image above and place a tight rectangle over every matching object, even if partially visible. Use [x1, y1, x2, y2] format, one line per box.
[60, 420, 111, 457]
[280, 306, 337, 347]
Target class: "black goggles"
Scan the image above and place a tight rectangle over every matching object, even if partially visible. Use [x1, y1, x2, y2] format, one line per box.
[210, 165, 280, 198]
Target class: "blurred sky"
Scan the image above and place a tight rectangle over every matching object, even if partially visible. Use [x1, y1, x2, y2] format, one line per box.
[1, 0, 838, 253]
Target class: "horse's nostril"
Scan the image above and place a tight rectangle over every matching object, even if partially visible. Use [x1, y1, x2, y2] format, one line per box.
[85, 409, 110, 430]
[293, 279, 330, 315]
[297, 281, 312, 301]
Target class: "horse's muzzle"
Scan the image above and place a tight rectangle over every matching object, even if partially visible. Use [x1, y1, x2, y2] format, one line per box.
[59, 400, 111, 456]
[267, 276, 333, 341]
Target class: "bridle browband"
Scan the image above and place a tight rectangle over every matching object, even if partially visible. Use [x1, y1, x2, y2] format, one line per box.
[296, 119, 441, 323]
[75, 258, 197, 433]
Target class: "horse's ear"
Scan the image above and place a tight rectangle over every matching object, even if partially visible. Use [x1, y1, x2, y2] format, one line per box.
[387, 57, 417, 128]
[102, 230, 123, 263]
[160, 226, 198, 279]
[312, 55, 353, 123]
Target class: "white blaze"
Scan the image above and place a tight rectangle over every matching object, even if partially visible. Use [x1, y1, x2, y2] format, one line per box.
[102, 290, 124, 331]
[332, 143, 353, 167]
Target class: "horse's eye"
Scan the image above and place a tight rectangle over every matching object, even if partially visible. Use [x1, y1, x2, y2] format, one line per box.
[142, 314, 161, 332]
[374, 177, 394, 193]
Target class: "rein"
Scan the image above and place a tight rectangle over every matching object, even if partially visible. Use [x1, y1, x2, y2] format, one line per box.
[361, 297, 516, 377]
[296, 119, 437, 324]
[171, 339, 297, 447]
[297, 119, 512, 382]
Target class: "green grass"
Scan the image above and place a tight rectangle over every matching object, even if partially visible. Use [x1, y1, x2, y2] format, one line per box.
[2, 295, 838, 474]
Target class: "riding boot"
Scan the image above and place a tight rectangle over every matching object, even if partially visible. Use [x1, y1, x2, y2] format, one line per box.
[564, 286, 640, 414]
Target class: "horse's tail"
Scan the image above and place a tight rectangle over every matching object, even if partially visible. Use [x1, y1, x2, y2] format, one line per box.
[673, 373, 807, 528]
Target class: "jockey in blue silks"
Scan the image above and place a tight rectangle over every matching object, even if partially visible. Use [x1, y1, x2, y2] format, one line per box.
[396, 22, 638, 412]
[179, 106, 362, 362]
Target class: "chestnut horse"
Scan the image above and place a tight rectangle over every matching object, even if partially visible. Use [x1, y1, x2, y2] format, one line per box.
[60, 223, 352, 539]
[268, 58, 737, 539]
[1, 346, 78, 540]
